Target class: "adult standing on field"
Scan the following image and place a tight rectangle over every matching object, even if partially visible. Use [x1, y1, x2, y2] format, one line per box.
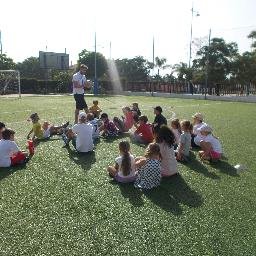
[72, 64, 91, 123]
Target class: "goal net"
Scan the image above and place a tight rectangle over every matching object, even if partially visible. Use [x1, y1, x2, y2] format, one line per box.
[0, 70, 21, 97]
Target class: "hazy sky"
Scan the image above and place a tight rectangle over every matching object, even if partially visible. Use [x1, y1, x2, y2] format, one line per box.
[1, 0, 255, 69]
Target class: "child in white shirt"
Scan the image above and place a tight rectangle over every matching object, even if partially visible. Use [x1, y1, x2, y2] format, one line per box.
[0, 129, 28, 167]
[62, 112, 94, 153]
[191, 112, 207, 147]
[198, 124, 222, 161]
[87, 113, 100, 141]
[107, 141, 136, 183]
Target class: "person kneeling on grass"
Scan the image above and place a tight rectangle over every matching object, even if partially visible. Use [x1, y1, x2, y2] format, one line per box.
[130, 115, 153, 144]
[27, 113, 69, 141]
[0, 128, 29, 168]
[198, 124, 222, 162]
[107, 141, 136, 183]
[62, 112, 94, 153]
[134, 143, 162, 190]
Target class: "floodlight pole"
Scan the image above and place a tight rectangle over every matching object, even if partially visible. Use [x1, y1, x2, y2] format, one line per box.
[151, 36, 155, 96]
[205, 28, 211, 100]
[94, 32, 98, 95]
[189, 2, 200, 68]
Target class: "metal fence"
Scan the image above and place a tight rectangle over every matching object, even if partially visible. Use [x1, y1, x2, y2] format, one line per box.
[113, 81, 256, 96]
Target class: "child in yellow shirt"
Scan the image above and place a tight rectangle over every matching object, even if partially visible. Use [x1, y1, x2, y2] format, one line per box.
[89, 100, 102, 118]
[27, 113, 69, 141]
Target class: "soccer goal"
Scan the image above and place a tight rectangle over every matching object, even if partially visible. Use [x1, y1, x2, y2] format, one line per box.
[0, 70, 21, 98]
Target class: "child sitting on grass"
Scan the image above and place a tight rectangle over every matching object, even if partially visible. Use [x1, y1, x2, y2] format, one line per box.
[131, 115, 153, 144]
[62, 112, 94, 153]
[134, 143, 161, 189]
[0, 122, 6, 139]
[107, 141, 136, 183]
[152, 106, 167, 135]
[155, 125, 178, 177]
[176, 120, 192, 162]
[88, 100, 102, 118]
[191, 112, 207, 147]
[131, 102, 141, 123]
[87, 112, 100, 141]
[198, 124, 222, 162]
[0, 128, 29, 167]
[170, 118, 181, 149]
[113, 106, 134, 133]
[27, 113, 69, 141]
[99, 113, 118, 137]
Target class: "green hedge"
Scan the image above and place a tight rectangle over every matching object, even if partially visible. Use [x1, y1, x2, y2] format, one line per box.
[20, 78, 72, 94]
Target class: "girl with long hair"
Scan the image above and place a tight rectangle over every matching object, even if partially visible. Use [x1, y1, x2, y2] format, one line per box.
[107, 141, 136, 183]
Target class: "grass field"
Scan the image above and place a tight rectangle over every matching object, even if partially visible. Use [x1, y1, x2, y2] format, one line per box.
[0, 95, 256, 256]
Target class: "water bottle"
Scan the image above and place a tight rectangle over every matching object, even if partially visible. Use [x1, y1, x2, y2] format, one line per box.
[27, 140, 35, 155]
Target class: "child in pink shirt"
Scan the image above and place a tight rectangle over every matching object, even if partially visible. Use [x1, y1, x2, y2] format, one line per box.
[114, 106, 134, 133]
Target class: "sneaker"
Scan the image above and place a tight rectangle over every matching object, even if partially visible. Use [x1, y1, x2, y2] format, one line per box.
[63, 121, 70, 129]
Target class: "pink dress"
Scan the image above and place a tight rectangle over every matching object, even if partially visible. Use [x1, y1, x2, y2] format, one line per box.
[158, 142, 178, 176]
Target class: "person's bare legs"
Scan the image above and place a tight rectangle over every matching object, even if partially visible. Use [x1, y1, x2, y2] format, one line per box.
[75, 109, 80, 124]
[107, 166, 118, 177]
[199, 141, 212, 160]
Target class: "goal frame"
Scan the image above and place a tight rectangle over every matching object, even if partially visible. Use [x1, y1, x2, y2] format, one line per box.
[0, 70, 21, 98]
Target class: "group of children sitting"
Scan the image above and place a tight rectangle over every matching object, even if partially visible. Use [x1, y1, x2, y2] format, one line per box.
[0, 100, 223, 190]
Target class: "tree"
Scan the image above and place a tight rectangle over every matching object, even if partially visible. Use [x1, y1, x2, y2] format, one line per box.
[16, 57, 44, 79]
[115, 56, 150, 81]
[0, 54, 16, 70]
[248, 30, 256, 49]
[155, 57, 167, 76]
[231, 51, 256, 86]
[78, 49, 107, 79]
[172, 62, 193, 82]
[193, 38, 239, 85]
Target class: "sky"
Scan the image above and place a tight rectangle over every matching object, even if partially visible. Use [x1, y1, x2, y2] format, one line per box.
[1, 0, 256, 71]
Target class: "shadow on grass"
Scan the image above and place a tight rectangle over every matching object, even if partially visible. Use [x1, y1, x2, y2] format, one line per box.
[144, 174, 203, 215]
[0, 164, 27, 181]
[110, 180, 144, 207]
[183, 153, 220, 180]
[64, 146, 96, 170]
[210, 160, 239, 177]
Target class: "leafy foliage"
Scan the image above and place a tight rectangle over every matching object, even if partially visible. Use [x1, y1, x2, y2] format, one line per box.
[16, 57, 45, 79]
[0, 53, 16, 70]
[115, 56, 150, 81]
[78, 49, 107, 80]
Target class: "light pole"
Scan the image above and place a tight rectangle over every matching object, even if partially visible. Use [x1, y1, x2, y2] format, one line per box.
[188, 2, 200, 68]
[94, 32, 98, 95]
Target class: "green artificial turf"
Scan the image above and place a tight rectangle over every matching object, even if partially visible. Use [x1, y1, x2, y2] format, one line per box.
[0, 95, 255, 256]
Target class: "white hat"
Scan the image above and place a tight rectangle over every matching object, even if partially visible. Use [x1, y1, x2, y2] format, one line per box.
[192, 112, 204, 121]
[78, 112, 87, 119]
[198, 124, 212, 132]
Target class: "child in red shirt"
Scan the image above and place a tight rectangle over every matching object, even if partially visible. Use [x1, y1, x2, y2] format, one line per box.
[131, 115, 153, 144]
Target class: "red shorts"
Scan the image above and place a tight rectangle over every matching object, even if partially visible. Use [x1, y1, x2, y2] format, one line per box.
[11, 151, 26, 166]
[210, 150, 221, 160]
